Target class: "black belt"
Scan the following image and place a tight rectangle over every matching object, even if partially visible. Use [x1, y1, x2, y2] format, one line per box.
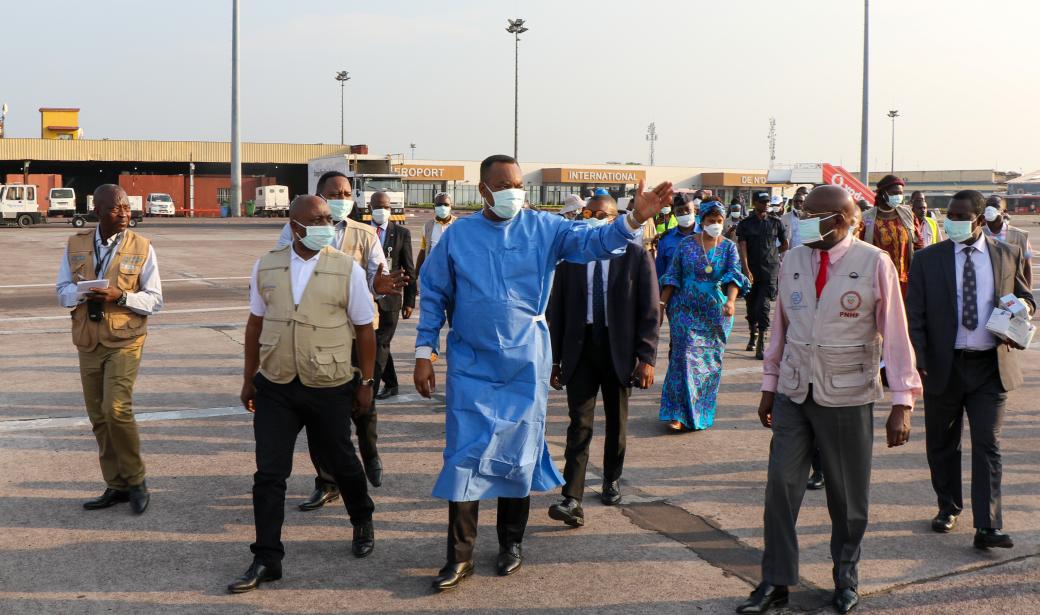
[953, 348, 996, 359]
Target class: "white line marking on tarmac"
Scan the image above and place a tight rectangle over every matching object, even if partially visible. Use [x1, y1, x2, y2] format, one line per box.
[0, 276, 250, 289]
[0, 322, 244, 335]
[0, 406, 248, 432]
[0, 306, 249, 323]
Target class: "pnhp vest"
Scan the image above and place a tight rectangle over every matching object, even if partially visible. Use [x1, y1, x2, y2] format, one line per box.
[776, 239, 884, 407]
[67, 230, 150, 352]
[255, 245, 356, 388]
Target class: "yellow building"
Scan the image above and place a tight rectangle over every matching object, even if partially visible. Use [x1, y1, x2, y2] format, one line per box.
[39, 108, 80, 140]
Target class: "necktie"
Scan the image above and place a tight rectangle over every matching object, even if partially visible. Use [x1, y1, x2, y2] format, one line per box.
[376, 226, 383, 242]
[815, 250, 829, 300]
[962, 246, 978, 330]
[593, 260, 606, 337]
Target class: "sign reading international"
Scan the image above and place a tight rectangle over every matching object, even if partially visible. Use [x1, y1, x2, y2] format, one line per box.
[542, 168, 647, 185]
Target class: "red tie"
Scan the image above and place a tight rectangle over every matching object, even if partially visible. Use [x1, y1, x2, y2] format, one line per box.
[376, 227, 383, 242]
[816, 250, 829, 299]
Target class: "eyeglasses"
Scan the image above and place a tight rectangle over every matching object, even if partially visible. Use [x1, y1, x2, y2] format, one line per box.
[581, 210, 612, 220]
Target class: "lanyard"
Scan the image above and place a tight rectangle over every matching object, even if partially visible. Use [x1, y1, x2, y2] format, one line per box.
[94, 233, 120, 278]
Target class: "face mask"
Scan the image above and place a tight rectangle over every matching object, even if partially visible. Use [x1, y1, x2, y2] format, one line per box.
[730, 211, 741, 219]
[703, 222, 724, 238]
[326, 199, 353, 221]
[984, 206, 1001, 222]
[586, 217, 610, 229]
[661, 207, 672, 215]
[293, 220, 336, 251]
[435, 205, 452, 219]
[370, 208, 389, 225]
[676, 214, 695, 228]
[943, 218, 975, 243]
[886, 194, 904, 207]
[483, 184, 525, 219]
[797, 214, 838, 245]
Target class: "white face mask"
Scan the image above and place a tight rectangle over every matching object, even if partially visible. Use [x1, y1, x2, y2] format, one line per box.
[886, 193, 904, 207]
[730, 210, 741, 219]
[797, 213, 838, 245]
[483, 184, 525, 219]
[326, 199, 354, 221]
[585, 217, 611, 229]
[984, 206, 1001, 222]
[434, 204, 452, 219]
[661, 206, 672, 215]
[292, 220, 336, 251]
[703, 222, 724, 238]
[370, 208, 389, 225]
[675, 214, 696, 228]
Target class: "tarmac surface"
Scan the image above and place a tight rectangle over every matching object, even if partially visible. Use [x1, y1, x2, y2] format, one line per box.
[1, 211, 1039, 614]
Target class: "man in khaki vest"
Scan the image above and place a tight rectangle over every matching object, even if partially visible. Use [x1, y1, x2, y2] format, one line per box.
[277, 171, 408, 508]
[738, 186, 922, 615]
[56, 185, 164, 515]
[229, 195, 378, 594]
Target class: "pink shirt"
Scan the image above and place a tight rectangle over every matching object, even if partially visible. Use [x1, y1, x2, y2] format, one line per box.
[761, 234, 922, 408]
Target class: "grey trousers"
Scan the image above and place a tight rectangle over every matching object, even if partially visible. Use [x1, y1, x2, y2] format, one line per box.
[761, 390, 873, 590]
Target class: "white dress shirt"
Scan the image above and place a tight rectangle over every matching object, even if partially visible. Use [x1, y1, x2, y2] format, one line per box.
[56, 229, 164, 315]
[249, 248, 374, 325]
[586, 259, 610, 324]
[954, 234, 996, 350]
[277, 220, 387, 296]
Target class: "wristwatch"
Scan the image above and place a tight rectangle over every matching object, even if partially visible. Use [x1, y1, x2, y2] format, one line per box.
[358, 378, 375, 388]
[116, 290, 128, 307]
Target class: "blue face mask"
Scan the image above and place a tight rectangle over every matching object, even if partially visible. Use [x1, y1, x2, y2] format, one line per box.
[293, 220, 336, 251]
[326, 199, 353, 221]
[586, 216, 611, 229]
[886, 194, 904, 207]
[797, 213, 838, 245]
[434, 205, 452, 219]
[943, 218, 975, 243]
[484, 184, 525, 219]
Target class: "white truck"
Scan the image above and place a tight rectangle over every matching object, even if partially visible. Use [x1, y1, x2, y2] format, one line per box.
[307, 154, 406, 223]
[145, 193, 175, 216]
[0, 183, 45, 227]
[48, 187, 76, 217]
[71, 193, 143, 228]
[254, 185, 289, 217]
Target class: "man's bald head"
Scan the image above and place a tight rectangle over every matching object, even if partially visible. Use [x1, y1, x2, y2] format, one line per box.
[92, 184, 130, 237]
[369, 191, 390, 209]
[801, 185, 855, 249]
[289, 195, 328, 221]
[93, 184, 127, 207]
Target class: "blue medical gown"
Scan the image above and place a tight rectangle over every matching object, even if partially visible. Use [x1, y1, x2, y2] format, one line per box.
[417, 209, 637, 501]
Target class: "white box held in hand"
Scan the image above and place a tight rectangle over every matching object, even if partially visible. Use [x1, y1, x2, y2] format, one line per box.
[985, 308, 1036, 348]
[998, 294, 1031, 321]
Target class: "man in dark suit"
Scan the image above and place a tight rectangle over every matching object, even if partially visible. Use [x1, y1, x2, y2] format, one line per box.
[907, 189, 1035, 550]
[366, 191, 417, 486]
[545, 194, 659, 527]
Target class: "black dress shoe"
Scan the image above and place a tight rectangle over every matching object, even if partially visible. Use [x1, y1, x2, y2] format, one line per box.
[128, 482, 150, 515]
[363, 456, 383, 488]
[496, 543, 523, 576]
[548, 497, 585, 527]
[83, 488, 130, 510]
[432, 561, 474, 592]
[745, 331, 758, 352]
[755, 335, 766, 360]
[352, 520, 375, 558]
[833, 587, 860, 614]
[736, 583, 789, 614]
[806, 471, 825, 491]
[375, 386, 399, 400]
[227, 559, 282, 594]
[601, 480, 622, 506]
[299, 485, 340, 511]
[974, 528, 1014, 549]
[931, 512, 958, 533]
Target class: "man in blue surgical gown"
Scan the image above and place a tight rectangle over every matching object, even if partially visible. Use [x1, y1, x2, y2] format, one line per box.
[415, 154, 673, 591]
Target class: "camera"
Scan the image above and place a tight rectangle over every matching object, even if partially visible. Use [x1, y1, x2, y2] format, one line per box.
[87, 300, 105, 322]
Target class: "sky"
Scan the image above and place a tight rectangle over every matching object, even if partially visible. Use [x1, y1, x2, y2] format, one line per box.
[5, 0, 1039, 173]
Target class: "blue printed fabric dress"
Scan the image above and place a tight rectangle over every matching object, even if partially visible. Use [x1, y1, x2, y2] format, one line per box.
[659, 236, 749, 430]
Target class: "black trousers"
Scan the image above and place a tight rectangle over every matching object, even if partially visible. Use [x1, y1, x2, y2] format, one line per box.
[762, 389, 873, 590]
[308, 399, 378, 491]
[447, 497, 530, 563]
[382, 354, 398, 389]
[250, 374, 374, 565]
[745, 272, 777, 333]
[562, 326, 630, 501]
[924, 349, 1006, 528]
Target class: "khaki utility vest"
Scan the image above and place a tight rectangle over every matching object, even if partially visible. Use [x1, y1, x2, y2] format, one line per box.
[423, 215, 456, 251]
[255, 245, 356, 388]
[67, 230, 150, 352]
[340, 219, 380, 329]
[777, 240, 884, 407]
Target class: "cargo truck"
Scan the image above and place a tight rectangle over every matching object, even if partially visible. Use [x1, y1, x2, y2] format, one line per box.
[307, 154, 406, 223]
[255, 185, 289, 217]
[70, 193, 143, 228]
[0, 184, 45, 227]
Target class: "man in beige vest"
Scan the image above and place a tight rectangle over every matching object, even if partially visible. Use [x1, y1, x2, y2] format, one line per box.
[738, 186, 922, 615]
[983, 194, 1032, 286]
[56, 185, 164, 515]
[415, 191, 458, 277]
[277, 171, 408, 508]
[229, 195, 378, 593]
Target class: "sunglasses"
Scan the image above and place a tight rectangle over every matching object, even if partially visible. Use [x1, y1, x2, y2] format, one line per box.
[581, 210, 612, 220]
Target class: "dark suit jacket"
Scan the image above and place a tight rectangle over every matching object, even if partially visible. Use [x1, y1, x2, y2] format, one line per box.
[547, 244, 660, 385]
[374, 221, 417, 313]
[906, 236, 1035, 393]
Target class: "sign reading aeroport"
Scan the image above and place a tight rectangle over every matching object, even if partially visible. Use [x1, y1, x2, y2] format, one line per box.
[542, 168, 648, 185]
[392, 164, 465, 181]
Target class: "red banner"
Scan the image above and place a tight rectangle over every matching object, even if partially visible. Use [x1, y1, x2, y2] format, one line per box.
[822, 164, 875, 206]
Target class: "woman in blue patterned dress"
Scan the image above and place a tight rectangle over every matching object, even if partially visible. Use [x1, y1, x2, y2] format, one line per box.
[658, 201, 749, 432]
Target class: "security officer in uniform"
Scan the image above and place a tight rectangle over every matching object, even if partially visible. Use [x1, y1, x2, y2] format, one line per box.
[56, 184, 164, 515]
[737, 191, 788, 359]
[229, 195, 378, 593]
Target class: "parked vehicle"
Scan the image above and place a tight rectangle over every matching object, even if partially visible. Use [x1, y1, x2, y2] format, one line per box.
[145, 193, 175, 216]
[70, 194, 143, 228]
[255, 185, 289, 217]
[48, 187, 76, 217]
[307, 154, 406, 223]
[0, 183, 45, 227]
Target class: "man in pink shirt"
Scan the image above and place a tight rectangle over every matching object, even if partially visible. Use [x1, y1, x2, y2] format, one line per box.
[737, 186, 922, 615]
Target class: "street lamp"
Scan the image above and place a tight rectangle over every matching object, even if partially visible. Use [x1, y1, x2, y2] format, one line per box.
[410, 142, 416, 160]
[229, 0, 241, 217]
[506, 18, 528, 161]
[336, 70, 351, 145]
[859, 0, 870, 184]
[887, 109, 899, 173]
